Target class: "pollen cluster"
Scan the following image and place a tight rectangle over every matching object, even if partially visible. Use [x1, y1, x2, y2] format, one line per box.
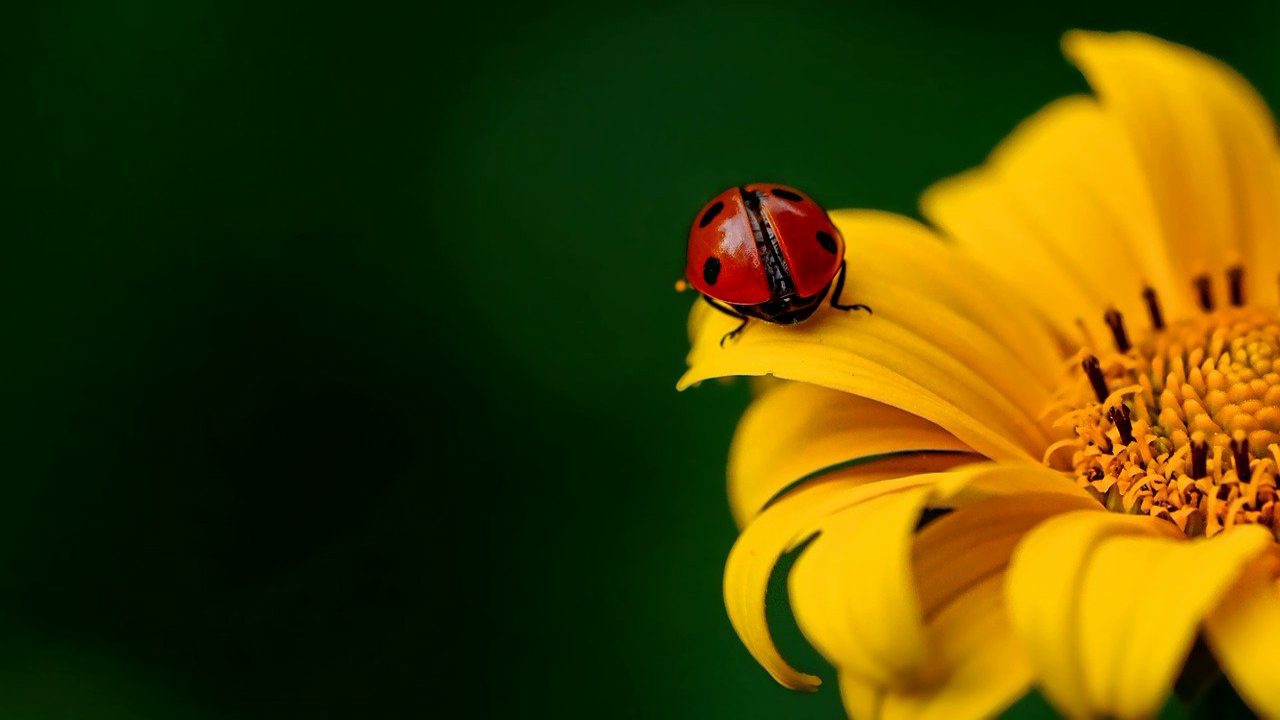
[1053, 299, 1280, 539]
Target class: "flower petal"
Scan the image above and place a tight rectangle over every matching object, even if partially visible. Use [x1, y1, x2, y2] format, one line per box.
[912, 493, 1097, 623]
[742, 454, 975, 530]
[680, 306, 1042, 461]
[1064, 30, 1280, 309]
[787, 485, 938, 687]
[728, 381, 974, 525]
[925, 93, 1196, 339]
[836, 576, 1033, 720]
[1006, 511, 1168, 717]
[922, 165, 1113, 346]
[723, 475, 937, 690]
[1007, 511, 1271, 718]
[830, 211, 1066, 393]
[724, 462, 1089, 691]
[799, 475, 1096, 719]
[679, 212, 1062, 462]
[1205, 548, 1280, 719]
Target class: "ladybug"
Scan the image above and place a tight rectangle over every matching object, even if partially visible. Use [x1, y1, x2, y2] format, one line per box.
[685, 184, 869, 345]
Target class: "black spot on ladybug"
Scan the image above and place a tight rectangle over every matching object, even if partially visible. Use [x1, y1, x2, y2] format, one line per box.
[699, 201, 724, 228]
[771, 188, 803, 202]
[816, 231, 837, 254]
[703, 257, 721, 285]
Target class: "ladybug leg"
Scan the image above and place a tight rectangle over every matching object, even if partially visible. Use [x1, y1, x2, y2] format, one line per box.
[701, 295, 750, 346]
[720, 317, 749, 347]
[830, 261, 872, 314]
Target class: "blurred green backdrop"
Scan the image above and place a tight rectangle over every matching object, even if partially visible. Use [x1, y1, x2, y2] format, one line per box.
[5, 1, 1280, 717]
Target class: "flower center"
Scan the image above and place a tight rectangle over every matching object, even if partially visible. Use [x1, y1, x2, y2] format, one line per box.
[1050, 276, 1280, 539]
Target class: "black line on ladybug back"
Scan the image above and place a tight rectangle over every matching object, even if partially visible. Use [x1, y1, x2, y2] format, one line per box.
[699, 201, 724, 228]
[771, 188, 803, 202]
[738, 186, 795, 298]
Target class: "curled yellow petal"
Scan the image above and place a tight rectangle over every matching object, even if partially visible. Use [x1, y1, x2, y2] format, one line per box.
[788, 485, 938, 687]
[725, 462, 1089, 693]
[817, 478, 1096, 719]
[729, 381, 973, 525]
[723, 476, 937, 690]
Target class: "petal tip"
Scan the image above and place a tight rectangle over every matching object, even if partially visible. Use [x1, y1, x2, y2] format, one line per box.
[786, 673, 823, 692]
[1059, 28, 1097, 57]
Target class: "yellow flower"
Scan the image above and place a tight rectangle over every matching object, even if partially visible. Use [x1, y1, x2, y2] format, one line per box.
[679, 31, 1280, 719]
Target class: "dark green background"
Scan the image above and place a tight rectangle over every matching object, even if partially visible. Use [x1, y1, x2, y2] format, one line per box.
[4, 2, 1278, 717]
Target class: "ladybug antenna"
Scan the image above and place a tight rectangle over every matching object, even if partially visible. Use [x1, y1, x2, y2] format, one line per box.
[674, 278, 689, 293]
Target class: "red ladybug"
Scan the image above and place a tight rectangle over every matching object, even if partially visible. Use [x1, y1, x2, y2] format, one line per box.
[685, 184, 869, 345]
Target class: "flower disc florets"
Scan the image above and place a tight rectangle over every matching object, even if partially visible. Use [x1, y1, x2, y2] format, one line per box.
[1057, 280, 1280, 538]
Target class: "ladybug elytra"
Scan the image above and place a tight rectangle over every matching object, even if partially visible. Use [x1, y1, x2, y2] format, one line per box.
[684, 184, 869, 345]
